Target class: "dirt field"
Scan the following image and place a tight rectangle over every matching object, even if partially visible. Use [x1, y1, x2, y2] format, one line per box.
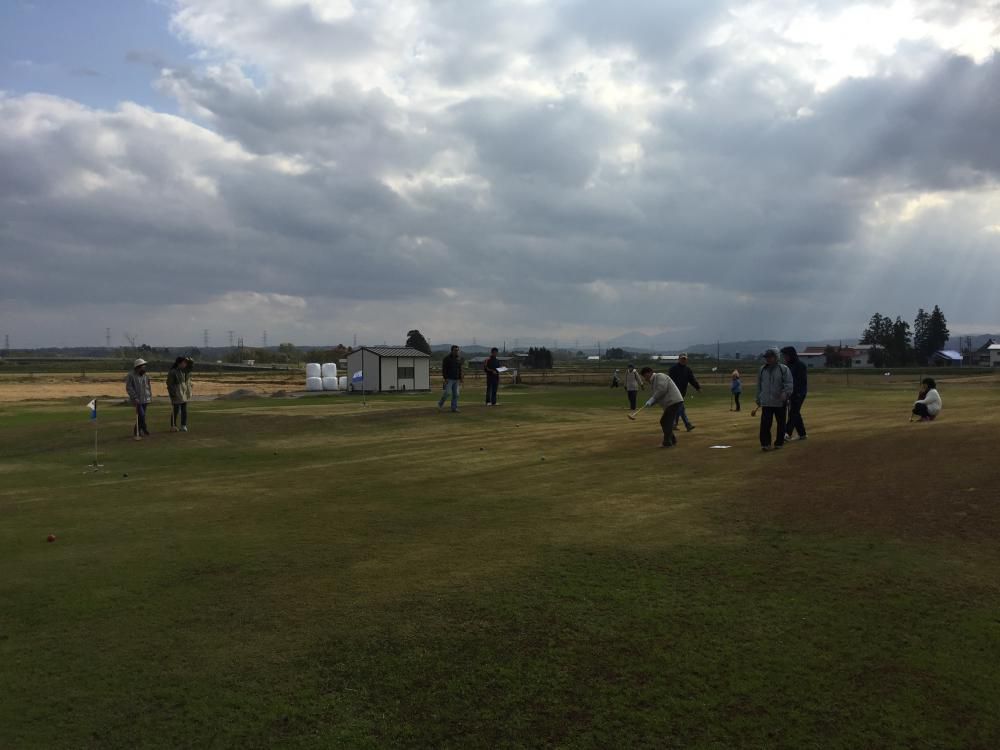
[0, 372, 302, 402]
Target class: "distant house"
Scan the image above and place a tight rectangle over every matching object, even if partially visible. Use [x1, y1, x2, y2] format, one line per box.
[346, 346, 430, 392]
[931, 350, 964, 367]
[651, 355, 679, 363]
[849, 344, 879, 368]
[974, 339, 1000, 367]
[799, 347, 827, 369]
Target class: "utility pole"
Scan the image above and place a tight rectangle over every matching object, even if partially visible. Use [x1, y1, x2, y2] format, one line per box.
[3, 334, 8, 355]
[105, 328, 111, 348]
[262, 330, 268, 348]
[228, 330, 235, 348]
[203, 329, 209, 347]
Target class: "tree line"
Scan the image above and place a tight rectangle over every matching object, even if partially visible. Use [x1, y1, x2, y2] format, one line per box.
[857, 305, 950, 367]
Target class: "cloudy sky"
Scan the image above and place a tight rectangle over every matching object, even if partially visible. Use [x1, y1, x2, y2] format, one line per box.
[1, 0, 998, 349]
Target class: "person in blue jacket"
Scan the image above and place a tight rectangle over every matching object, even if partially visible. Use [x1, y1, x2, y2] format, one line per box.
[730, 370, 742, 411]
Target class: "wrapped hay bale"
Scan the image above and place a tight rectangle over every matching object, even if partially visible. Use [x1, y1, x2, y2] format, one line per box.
[305, 363, 322, 379]
[322, 376, 339, 391]
[305, 376, 323, 392]
[321, 363, 338, 379]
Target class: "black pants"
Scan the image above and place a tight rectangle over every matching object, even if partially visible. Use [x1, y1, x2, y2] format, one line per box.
[912, 403, 934, 419]
[171, 402, 188, 428]
[485, 378, 499, 405]
[733, 392, 741, 411]
[660, 403, 680, 446]
[759, 406, 786, 447]
[786, 394, 806, 437]
[627, 390, 638, 410]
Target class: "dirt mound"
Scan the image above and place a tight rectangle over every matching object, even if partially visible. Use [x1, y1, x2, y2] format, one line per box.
[217, 388, 261, 400]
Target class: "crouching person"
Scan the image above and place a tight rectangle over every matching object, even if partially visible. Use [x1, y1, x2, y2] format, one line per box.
[912, 378, 942, 422]
[640, 367, 684, 448]
[167, 356, 194, 432]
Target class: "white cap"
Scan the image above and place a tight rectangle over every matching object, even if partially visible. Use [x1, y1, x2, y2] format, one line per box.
[133, 358, 147, 368]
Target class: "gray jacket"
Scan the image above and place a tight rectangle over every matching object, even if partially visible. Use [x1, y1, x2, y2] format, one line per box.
[125, 371, 152, 405]
[624, 368, 644, 391]
[647, 373, 684, 409]
[756, 363, 793, 407]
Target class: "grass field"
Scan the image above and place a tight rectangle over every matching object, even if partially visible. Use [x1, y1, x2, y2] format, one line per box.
[2, 377, 999, 749]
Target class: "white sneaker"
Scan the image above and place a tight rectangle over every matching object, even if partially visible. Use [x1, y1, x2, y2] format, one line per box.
[180, 426, 188, 432]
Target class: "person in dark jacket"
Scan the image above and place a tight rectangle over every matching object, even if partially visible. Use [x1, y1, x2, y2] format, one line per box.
[166, 356, 194, 432]
[668, 354, 701, 431]
[484, 347, 500, 407]
[781, 346, 808, 440]
[437, 345, 464, 412]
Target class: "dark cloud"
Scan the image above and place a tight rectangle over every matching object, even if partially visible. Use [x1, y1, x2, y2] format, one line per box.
[1, 2, 999, 346]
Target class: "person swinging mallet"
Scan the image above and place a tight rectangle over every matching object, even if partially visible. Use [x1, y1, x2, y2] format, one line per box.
[630, 367, 684, 448]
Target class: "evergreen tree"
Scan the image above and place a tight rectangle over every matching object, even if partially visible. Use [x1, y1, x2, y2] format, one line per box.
[405, 329, 432, 355]
[927, 305, 950, 354]
[913, 308, 930, 364]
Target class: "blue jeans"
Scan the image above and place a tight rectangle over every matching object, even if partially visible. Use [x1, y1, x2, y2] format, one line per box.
[673, 401, 692, 428]
[486, 378, 499, 405]
[134, 402, 149, 435]
[438, 379, 461, 410]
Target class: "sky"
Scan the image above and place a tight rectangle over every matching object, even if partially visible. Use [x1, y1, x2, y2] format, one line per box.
[1, 0, 999, 349]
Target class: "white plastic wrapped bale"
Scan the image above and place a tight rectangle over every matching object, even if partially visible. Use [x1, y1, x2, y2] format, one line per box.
[322, 377, 339, 391]
[321, 362, 338, 379]
[338, 376, 347, 390]
[305, 363, 322, 379]
[306, 377, 324, 392]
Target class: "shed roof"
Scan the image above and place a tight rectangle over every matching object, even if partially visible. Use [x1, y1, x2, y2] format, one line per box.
[933, 350, 963, 360]
[357, 346, 430, 358]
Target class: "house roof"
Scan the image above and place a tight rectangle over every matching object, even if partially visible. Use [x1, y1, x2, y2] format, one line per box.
[933, 350, 963, 360]
[799, 350, 826, 357]
[357, 346, 430, 358]
[987, 344, 1000, 351]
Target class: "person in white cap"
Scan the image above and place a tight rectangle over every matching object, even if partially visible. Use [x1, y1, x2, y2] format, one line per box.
[125, 358, 153, 440]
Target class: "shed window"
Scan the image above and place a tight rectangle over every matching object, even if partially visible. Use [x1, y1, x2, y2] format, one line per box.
[398, 367, 415, 379]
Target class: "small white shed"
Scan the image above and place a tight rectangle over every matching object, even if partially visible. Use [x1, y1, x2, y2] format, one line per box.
[346, 346, 431, 392]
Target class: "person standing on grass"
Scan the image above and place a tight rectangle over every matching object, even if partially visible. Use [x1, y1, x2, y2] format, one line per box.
[781, 346, 808, 441]
[624, 363, 644, 411]
[730, 370, 742, 411]
[437, 345, 464, 412]
[755, 348, 793, 451]
[668, 353, 701, 431]
[125, 358, 152, 440]
[484, 347, 501, 407]
[640, 367, 684, 448]
[166, 356, 194, 432]
[912, 378, 942, 421]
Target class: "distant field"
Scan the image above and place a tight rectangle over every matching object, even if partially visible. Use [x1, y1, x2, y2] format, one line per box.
[1, 378, 999, 748]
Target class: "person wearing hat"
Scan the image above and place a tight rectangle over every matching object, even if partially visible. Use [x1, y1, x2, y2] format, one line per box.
[623, 363, 645, 411]
[166, 356, 194, 432]
[755, 348, 793, 451]
[781, 346, 808, 440]
[668, 353, 701, 431]
[730, 369, 742, 411]
[125, 358, 153, 440]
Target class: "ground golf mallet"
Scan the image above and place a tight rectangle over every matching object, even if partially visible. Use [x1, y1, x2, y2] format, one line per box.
[751, 406, 759, 417]
[628, 404, 648, 421]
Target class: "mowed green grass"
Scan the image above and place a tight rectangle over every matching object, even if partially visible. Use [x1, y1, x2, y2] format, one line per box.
[2, 378, 999, 749]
